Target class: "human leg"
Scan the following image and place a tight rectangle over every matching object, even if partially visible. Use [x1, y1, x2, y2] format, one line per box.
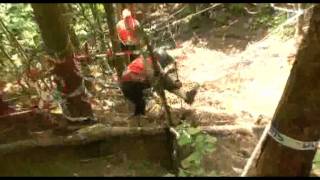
[120, 81, 149, 115]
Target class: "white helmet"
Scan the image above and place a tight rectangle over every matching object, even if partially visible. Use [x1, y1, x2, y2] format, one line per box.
[122, 9, 131, 18]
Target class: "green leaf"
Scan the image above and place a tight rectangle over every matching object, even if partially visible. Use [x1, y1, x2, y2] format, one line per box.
[188, 127, 201, 135]
[194, 135, 206, 152]
[52, 89, 62, 102]
[204, 142, 216, 153]
[178, 169, 188, 177]
[185, 151, 201, 164]
[195, 134, 205, 143]
[178, 131, 192, 146]
[194, 168, 205, 176]
[181, 158, 192, 169]
[207, 135, 217, 143]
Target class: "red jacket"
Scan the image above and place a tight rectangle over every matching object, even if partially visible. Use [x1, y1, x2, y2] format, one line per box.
[121, 56, 154, 83]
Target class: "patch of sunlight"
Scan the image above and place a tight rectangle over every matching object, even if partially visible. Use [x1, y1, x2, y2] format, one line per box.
[174, 47, 236, 84]
[50, 106, 63, 114]
[3, 83, 13, 92]
[242, 77, 288, 117]
[12, 54, 22, 67]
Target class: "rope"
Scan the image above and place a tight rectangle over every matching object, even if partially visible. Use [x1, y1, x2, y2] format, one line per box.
[150, 3, 223, 33]
[260, 4, 315, 42]
[151, 5, 187, 30]
[271, 3, 301, 14]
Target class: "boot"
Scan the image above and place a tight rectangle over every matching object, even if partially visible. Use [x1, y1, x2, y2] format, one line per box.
[185, 84, 200, 105]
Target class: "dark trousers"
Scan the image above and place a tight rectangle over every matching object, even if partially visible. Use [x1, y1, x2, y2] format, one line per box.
[120, 81, 151, 116]
[120, 76, 180, 116]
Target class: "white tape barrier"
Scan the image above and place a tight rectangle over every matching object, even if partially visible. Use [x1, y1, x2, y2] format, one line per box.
[268, 125, 319, 151]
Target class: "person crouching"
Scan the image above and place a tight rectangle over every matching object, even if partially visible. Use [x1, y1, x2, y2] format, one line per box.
[119, 48, 199, 116]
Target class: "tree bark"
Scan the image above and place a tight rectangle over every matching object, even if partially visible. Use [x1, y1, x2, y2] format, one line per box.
[0, 94, 15, 116]
[32, 4, 93, 122]
[65, 4, 80, 51]
[0, 124, 166, 155]
[253, 5, 320, 176]
[295, 3, 305, 38]
[115, 3, 125, 22]
[103, 3, 125, 79]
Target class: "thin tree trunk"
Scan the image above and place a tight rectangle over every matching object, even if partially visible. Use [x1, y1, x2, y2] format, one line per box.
[32, 3, 93, 122]
[295, 3, 305, 38]
[115, 3, 124, 22]
[253, 5, 320, 176]
[103, 3, 125, 79]
[65, 4, 80, 51]
[0, 94, 15, 116]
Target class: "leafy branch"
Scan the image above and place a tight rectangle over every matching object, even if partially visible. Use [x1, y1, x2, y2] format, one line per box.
[175, 122, 218, 177]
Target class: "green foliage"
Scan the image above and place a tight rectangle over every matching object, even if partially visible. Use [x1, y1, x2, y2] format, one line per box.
[0, 4, 41, 52]
[72, 4, 93, 44]
[277, 25, 295, 40]
[226, 4, 245, 15]
[72, 3, 107, 48]
[52, 89, 63, 103]
[181, 4, 195, 17]
[175, 122, 217, 177]
[251, 11, 286, 31]
[215, 15, 228, 25]
[313, 150, 320, 169]
[0, 4, 43, 86]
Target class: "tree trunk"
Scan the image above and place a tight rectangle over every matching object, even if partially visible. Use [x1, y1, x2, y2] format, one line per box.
[65, 4, 80, 51]
[128, 3, 136, 17]
[0, 94, 15, 116]
[103, 3, 125, 79]
[32, 4, 93, 122]
[295, 3, 305, 38]
[115, 3, 124, 22]
[253, 5, 320, 176]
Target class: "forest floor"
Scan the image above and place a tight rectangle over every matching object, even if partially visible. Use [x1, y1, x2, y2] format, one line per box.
[1, 5, 318, 176]
[164, 25, 296, 176]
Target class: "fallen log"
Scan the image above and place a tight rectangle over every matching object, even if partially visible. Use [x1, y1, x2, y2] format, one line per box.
[0, 110, 34, 120]
[0, 124, 165, 155]
[200, 125, 265, 136]
[0, 123, 266, 156]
